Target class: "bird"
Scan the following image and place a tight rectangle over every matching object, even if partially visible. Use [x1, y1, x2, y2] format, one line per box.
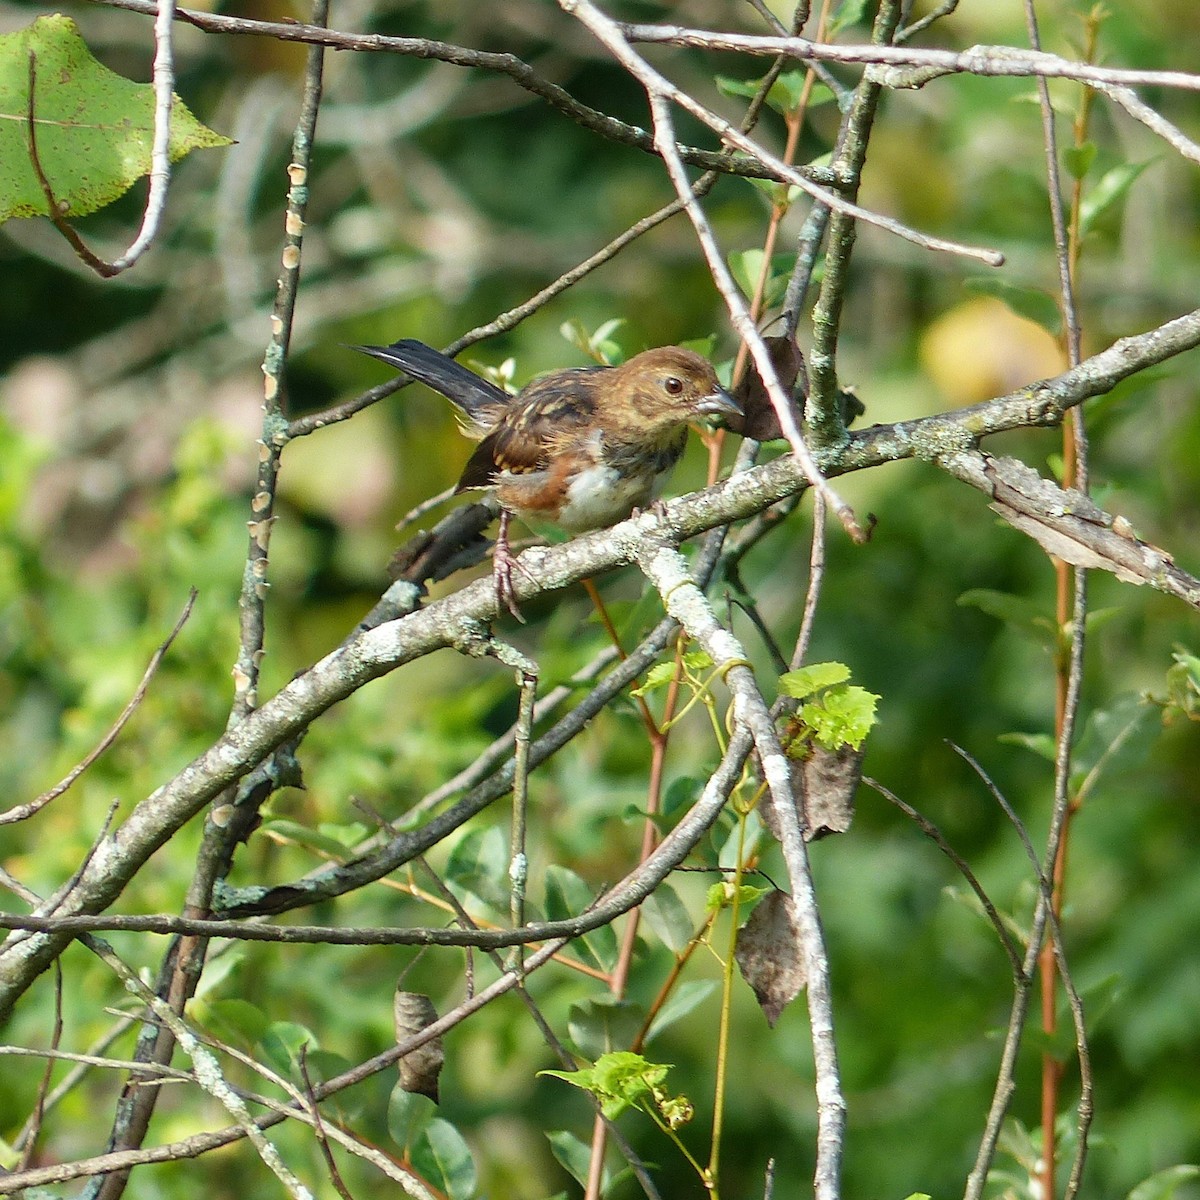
[355, 338, 741, 618]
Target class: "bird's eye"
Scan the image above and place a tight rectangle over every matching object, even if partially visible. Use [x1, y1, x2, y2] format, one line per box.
[664, 376, 684, 395]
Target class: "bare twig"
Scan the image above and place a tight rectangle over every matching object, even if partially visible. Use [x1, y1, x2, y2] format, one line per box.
[25, 0, 178, 276]
[2, 590, 196, 825]
[108, 0, 179, 270]
[619, 25, 1200, 93]
[865, 777, 1023, 978]
[233, 0, 328, 717]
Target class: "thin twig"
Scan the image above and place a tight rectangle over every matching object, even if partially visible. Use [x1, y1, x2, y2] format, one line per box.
[232, 0, 329, 717]
[298, 1046, 355, 1200]
[109, 0, 179, 270]
[865, 777, 1023, 977]
[18, 961, 64, 1172]
[24, 53, 120, 277]
[807, 0, 901, 447]
[950, 742, 1094, 1200]
[509, 667, 538, 948]
[619, 24, 1200, 92]
[792, 492, 827, 669]
[2, 590, 197, 825]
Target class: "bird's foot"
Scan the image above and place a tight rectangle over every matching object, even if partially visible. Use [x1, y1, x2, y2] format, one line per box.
[492, 510, 534, 623]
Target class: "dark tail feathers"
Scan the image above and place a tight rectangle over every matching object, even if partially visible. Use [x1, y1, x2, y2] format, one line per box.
[354, 339, 510, 417]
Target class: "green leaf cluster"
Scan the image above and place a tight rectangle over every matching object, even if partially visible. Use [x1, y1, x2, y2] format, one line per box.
[778, 661, 879, 752]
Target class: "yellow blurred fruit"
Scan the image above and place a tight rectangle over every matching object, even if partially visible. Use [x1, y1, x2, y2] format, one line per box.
[919, 296, 1066, 406]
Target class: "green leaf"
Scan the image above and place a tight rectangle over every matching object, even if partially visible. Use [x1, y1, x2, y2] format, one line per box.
[957, 588, 1058, 650]
[963, 277, 1063, 337]
[412, 1118, 477, 1200]
[259, 1021, 316, 1077]
[997, 731, 1058, 762]
[745, 175, 805, 209]
[543, 863, 591, 921]
[645, 980, 718, 1045]
[1080, 159, 1154, 237]
[445, 825, 509, 912]
[799, 685, 878, 751]
[545, 863, 617, 971]
[543, 1052, 668, 1122]
[1081, 605, 1123, 635]
[631, 661, 679, 697]
[546, 1129, 600, 1190]
[388, 1087, 437, 1151]
[640, 883, 695, 954]
[717, 807, 767, 871]
[1062, 141, 1097, 180]
[568, 998, 644, 1062]
[1078, 972, 1124, 1034]
[560, 317, 626, 364]
[705, 881, 768, 912]
[1127, 1165, 1200, 1200]
[716, 69, 835, 117]
[778, 661, 851, 700]
[942, 884, 1028, 949]
[260, 818, 359, 860]
[715, 74, 768, 100]
[1068, 692, 1153, 792]
[829, 0, 872, 36]
[189, 998, 268, 1048]
[727, 248, 795, 308]
[0, 14, 231, 223]
[661, 774, 703, 817]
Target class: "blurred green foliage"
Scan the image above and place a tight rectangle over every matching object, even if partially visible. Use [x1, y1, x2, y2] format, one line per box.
[1, 2, 1199, 1199]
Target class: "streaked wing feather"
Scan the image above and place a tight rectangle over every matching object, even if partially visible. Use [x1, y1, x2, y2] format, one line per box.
[456, 371, 603, 489]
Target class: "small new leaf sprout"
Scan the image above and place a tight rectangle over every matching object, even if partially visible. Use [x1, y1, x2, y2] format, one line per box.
[472, 356, 518, 395]
[541, 1051, 691, 1128]
[660, 1093, 694, 1130]
[1148, 646, 1200, 724]
[633, 650, 715, 698]
[777, 661, 851, 700]
[778, 661, 879, 753]
[560, 317, 628, 364]
[706, 880, 770, 914]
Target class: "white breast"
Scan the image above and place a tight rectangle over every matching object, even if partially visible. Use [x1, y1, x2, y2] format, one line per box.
[554, 460, 661, 531]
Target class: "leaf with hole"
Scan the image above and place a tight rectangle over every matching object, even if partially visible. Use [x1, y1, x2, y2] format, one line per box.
[0, 14, 230, 223]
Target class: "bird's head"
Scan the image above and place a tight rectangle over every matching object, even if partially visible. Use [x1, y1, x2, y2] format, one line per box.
[607, 347, 741, 434]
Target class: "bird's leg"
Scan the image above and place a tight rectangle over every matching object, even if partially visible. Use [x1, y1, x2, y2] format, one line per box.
[492, 508, 527, 623]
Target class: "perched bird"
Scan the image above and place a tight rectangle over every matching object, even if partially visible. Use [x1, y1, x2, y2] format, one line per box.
[356, 338, 741, 618]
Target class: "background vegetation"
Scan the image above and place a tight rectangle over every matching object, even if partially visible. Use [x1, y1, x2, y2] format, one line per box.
[1, 2, 1198, 1199]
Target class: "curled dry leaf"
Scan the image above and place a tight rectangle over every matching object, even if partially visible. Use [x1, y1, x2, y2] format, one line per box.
[728, 333, 864, 441]
[760, 741, 862, 846]
[394, 990, 445, 1102]
[734, 890, 807, 1027]
[728, 334, 808, 442]
[799, 741, 864, 841]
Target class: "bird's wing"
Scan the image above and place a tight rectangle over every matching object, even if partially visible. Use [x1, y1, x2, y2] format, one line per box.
[456, 369, 603, 490]
[354, 339, 511, 420]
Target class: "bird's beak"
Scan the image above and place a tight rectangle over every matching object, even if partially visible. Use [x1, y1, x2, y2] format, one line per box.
[696, 386, 743, 420]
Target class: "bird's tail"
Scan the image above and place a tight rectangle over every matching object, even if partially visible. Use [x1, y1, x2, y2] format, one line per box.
[355, 339, 510, 420]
